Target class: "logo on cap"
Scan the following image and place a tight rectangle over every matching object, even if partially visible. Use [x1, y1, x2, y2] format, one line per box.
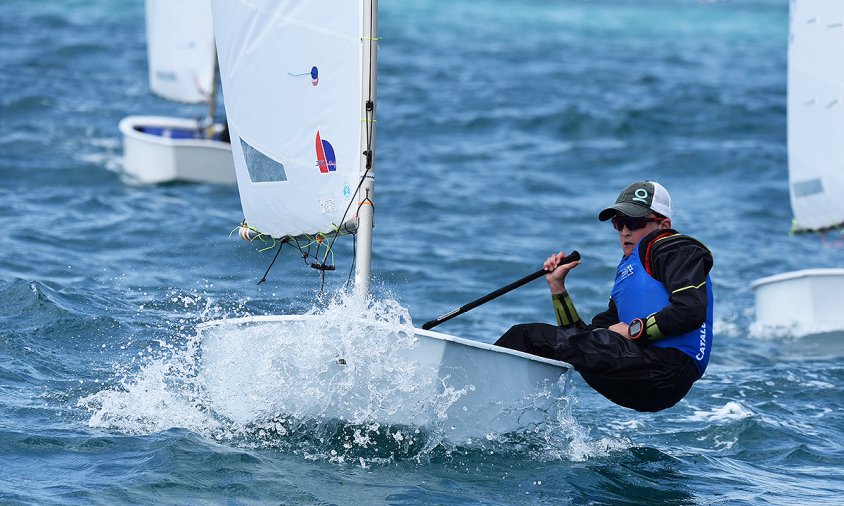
[632, 188, 650, 204]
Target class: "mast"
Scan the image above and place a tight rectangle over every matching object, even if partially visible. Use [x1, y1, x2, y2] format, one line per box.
[205, 49, 219, 138]
[354, 0, 378, 295]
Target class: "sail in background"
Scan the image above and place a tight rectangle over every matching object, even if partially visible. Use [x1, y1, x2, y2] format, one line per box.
[211, 0, 368, 238]
[788, 0, 844, 231]
[146, 0, 216, 104]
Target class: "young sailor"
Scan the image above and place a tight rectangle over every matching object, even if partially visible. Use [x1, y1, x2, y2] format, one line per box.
[495, 181, 714, 412]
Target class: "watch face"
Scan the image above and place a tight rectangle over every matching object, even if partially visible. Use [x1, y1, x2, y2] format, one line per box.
[629, 320, 642, 336]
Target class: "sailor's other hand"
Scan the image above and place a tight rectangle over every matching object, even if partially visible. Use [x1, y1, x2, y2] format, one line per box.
[608, 322, 631, 338]
[544, 251, 581, 293]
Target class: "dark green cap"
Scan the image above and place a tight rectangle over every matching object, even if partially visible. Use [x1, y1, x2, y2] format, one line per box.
[598, 181, 673, 221]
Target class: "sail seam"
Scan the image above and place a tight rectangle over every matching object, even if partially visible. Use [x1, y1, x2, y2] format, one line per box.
[235, 0, 359, 42]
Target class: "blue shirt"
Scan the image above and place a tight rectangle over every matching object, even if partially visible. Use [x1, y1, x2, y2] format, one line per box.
[611, 240, 714, 375]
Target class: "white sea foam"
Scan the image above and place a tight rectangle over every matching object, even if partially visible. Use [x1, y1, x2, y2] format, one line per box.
[688, 401, 753, 422]
[713, 311, 744, 340]
[562, 427, 631, 462]
[606, 419, 645, 431]
[784, 370, 835, 389]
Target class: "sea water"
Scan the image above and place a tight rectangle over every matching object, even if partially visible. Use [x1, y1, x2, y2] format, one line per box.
[2, 0, 843, 504]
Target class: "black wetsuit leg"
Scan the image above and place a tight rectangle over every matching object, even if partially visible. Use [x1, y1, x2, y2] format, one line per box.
[495, 323, 700, 412]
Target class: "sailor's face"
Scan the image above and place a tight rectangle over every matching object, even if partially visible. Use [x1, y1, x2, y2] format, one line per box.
[613, 213, 670, 257]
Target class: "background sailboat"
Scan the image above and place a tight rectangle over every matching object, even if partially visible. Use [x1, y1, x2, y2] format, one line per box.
[119, 0, 235, 185]
[198, 0, 571, 440]
[752, 0, 844, 335]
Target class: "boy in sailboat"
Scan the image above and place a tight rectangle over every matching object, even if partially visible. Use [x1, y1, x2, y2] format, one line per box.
[495, 181, 714, 412]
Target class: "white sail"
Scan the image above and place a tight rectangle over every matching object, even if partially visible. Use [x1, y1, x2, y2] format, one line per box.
[146, 0, 216, 104]
[211, 0, 370, 238]
[788, 0, 844, 231]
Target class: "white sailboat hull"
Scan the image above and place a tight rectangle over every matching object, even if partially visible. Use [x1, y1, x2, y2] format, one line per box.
[197, 315, 570, 441]
[119, 115, 235, 185]
[752, 269, 844, 335]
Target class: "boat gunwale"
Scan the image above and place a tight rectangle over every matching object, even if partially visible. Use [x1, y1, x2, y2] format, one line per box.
[751, 268, 844, 289]
[119, 115, 233, 151]
[197, 314, 572, 370]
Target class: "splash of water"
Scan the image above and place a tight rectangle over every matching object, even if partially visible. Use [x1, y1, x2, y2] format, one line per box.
[198, 291, 446, 426]
[78, 290, 607, 465]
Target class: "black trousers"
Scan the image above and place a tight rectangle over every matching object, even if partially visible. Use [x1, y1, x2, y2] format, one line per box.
[495, 323, 701, 412]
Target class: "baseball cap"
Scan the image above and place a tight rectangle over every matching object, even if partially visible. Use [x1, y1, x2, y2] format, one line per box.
[598, 181, 673, 221]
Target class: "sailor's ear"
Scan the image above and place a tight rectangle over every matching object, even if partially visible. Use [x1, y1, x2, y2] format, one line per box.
[660, 218, 672, 229]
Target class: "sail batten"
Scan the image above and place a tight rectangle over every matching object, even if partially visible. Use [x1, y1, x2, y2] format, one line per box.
[788, 0, 844, 232]
[212, 0, 369, 240]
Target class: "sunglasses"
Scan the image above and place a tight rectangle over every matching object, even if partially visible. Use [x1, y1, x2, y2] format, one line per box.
[611, 215, 664, 231]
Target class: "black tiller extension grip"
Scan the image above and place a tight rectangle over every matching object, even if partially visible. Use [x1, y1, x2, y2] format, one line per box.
[421, 250, 581, 331]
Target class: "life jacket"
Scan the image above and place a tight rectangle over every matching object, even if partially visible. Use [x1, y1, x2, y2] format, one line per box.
[611, 233, 713, 376]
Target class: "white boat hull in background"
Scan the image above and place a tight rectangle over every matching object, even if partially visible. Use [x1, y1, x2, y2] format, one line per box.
[752, 269, 844, 335]
[119, 115, 234, 185]
[198, 315, 571, 442]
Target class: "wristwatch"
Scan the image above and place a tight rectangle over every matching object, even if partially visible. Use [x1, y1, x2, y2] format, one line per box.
[628, 318, 645, 341]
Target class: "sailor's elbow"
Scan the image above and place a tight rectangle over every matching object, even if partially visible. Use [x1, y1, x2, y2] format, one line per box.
[677, 305, 707, 333]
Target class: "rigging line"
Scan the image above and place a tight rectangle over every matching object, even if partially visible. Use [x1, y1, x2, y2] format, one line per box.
[314, 5, 378, 275]
[257, 237, 289, 285]
[321, 97, 376, 259]
[317, 240, 336, 267]
[320, 163, 371, 266]
[293, 237, 310, 265]
[317, 226, 342, 265]
[233, 221, 277, 251]
[321, 163, 373, 264]
[347, 231, 357, 288]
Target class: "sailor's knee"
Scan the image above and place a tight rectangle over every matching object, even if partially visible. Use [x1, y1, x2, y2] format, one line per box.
[496, 323, 549, 351]
[495, 323, 532, 347]
[507, 323, 534, 334]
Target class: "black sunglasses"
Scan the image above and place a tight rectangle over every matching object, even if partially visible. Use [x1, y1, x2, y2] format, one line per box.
[611, 215, 664, 231]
